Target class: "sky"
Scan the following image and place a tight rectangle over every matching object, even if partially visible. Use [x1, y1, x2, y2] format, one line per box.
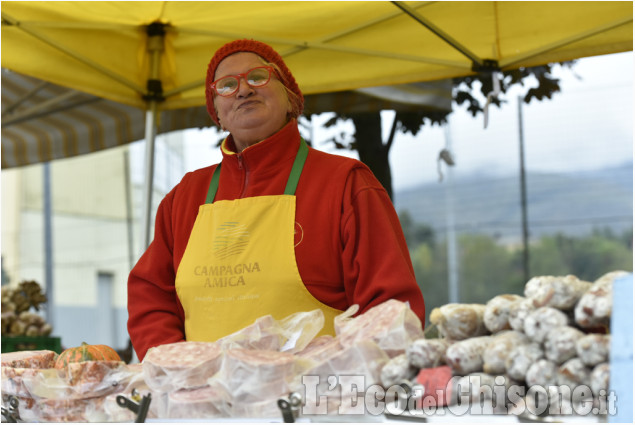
[182, 51, 633, 192]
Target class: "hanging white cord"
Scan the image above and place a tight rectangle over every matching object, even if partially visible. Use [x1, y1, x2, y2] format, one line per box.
[483, 71, 501, 129]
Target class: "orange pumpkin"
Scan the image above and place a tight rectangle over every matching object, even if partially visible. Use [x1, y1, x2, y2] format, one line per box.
[54, 342, 121, 368]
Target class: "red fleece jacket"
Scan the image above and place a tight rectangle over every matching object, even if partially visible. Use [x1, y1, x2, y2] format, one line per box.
[127, 121, 425, 360]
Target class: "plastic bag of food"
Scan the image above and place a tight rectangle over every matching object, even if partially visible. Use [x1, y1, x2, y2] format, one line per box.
[217, 309, 325, 353]
[335, 300, 424, 357]
[142, 341, 224, 392]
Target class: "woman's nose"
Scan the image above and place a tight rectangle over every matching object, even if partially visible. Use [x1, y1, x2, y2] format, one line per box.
[236, 76, 255, 96]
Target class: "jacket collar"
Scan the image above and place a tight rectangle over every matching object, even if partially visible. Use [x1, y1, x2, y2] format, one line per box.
[220, 120, 301, 170]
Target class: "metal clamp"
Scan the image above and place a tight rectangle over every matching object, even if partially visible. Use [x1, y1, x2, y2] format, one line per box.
[1, 395, 21, 423]
[116, 388, 152, 423]
[277, 392, 302, 423]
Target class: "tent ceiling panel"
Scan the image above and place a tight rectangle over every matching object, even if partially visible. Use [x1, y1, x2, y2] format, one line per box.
[2, 1, 631, 112]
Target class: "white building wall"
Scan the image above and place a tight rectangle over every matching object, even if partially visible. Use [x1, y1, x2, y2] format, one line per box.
[1, 132, 185, 352]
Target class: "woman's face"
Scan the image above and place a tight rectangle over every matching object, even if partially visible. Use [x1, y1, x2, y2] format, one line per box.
[213, 52, 291, 151]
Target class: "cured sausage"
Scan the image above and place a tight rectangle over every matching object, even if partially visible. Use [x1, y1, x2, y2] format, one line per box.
[484, 294, 524, 333]
[482, 330, 529, 375]
[524, 275, 591, 310]
[557, 358, 591, 393]
[505, 342, 543, 382]
[444, 336, 492, 375]
[429, 303, 488, 341]
[525, 359, 558, 388]
[406, 338, 451, 369]
[508, 298, 536, 332]
[589, 363, 610, 397]
[543, 326, 585, 364]
[523, 306, 568, 343]
[380, 353, 417, 387]
[575, 271, 629, 330]
[575, 333, 611, 366]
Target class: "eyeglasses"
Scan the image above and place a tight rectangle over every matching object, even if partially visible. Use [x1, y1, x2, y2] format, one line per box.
[210, 66, 275, 97]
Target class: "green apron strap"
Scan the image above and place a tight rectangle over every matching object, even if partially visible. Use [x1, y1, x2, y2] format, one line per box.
[205, 138, 308, 204]
[205, 163, 222, 204]
[284, 139, 308, 195]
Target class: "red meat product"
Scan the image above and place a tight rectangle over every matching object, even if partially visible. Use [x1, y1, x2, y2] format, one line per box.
[220, 348, 299, 402]
[429, 303, 488, 341]
[1, 366, 43, 398]
[1, 350, 57, 369]
[505, 342, 543, 382]
[217, 314, 282, 351]
[296, 335, 343, 363]
[142, 341, 223, 392]
[484, 294, 524, 333]
[576, 333, 611, 366]
[523, 306, 569, 343]
[336, 299, 424, 357]
[166, 384, 230, 419]
[444, 336, 492, 375]
[524, 275, 591, 310]
[406, 338, 451, 369]
[61, 360, 128, 397]
[36, 397, 100, 422]
[482, 330, 529, 375]
[302, 339, 389, 395]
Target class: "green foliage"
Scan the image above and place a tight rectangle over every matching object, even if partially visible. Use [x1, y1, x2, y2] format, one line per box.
[456, 234, 525, 304]
[404, 218, 633, 324]
[399, 210, 435, 247]
[531, 230, 633, 282]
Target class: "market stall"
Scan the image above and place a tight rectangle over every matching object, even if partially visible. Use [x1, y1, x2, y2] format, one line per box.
[2, 270, 632, 423]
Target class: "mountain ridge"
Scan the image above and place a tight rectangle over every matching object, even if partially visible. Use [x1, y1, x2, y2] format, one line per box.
[394, 161, 633, 243]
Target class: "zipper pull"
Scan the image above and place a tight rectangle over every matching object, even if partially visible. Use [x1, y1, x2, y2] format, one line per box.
[236, 153, 244, 170]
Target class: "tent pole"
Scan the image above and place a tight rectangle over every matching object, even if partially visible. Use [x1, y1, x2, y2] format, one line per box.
[43, 161, 54, 327]
[140, 22, 166, 253]
[141, 102, 158, 251]
[518, 96, 530, 283]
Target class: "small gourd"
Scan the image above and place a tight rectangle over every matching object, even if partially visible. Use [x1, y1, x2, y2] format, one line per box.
[54, 342, 121, 368]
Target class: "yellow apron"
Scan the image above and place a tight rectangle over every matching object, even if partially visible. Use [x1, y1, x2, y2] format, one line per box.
[175, 141, 342, 341]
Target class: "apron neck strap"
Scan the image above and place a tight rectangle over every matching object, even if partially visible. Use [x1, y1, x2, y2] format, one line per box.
[206, 138, 308, 204]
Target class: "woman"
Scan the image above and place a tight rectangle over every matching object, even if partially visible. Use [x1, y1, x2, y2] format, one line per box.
[127, 39, 425, 360]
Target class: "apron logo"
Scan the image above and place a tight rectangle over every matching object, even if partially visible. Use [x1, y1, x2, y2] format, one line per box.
[214, 221, 250, 260]
[294, 221, 304, 247]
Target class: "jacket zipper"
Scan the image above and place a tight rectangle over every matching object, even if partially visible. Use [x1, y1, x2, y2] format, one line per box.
[236, 153, 249, 198]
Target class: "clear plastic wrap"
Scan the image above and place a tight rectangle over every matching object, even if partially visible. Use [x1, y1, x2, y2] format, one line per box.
[142, 341, 223, 392]
[1, 361, 145, 422]
[303, 340, 389, 395]
[165, 383, 230, 419]
[335, 300, 424, 357]
[1, 350, 58, 368]
[214, 348, 308, 401]
[301, 340, 389, 416]
[20, 361, 137, 400]
[217, 309, 325, 353]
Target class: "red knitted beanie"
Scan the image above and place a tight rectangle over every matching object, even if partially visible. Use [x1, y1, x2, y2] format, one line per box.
[205, 39, 304, 126]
